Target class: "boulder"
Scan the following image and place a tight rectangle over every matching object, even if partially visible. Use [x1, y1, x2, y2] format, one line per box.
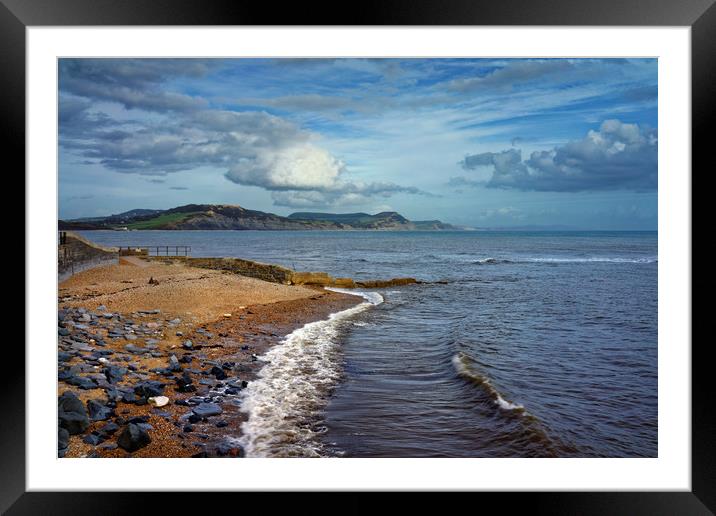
[117, 423, 151, 452]
[58, 391, 89, 434]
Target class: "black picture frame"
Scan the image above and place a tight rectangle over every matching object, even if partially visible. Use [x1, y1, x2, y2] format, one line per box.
[5, 0, 710, 513]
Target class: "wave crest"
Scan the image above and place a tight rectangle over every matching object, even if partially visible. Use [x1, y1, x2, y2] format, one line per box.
[452, 352, 525, 412]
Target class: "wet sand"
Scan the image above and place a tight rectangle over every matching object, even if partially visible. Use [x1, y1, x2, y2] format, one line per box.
[58, 259, 360, 458]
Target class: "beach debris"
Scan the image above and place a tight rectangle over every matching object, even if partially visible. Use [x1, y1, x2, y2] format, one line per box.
[117, 423, 152, 452]
[148, 395, 169, 407]
[148, 277, 159, 285]
[223, 313, 232, 318]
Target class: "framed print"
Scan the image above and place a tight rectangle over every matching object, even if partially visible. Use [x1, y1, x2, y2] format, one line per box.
[5, 0, 711, 512]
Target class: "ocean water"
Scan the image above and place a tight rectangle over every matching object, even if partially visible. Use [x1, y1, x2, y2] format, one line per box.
[77, 230, 658, 457]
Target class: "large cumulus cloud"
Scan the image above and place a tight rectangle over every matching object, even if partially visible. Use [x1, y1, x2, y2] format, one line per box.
[59, 58, 428, 208]
[457, 120, 657, 192]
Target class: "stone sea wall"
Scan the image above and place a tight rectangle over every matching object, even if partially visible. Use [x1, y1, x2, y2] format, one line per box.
[147, 256, 417, 289]
[58, 232, 119, 282]
[186, 257, 295, 284]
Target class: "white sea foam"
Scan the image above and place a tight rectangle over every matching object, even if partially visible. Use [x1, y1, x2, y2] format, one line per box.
[524, 256, 657, 264]
[238, 289, 382, 457]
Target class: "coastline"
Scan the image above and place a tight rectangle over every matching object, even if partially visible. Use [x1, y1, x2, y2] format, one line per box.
[58, 259, 361, 458]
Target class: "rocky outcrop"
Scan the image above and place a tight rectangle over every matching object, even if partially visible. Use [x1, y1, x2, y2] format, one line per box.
[355, 278, 418, 288]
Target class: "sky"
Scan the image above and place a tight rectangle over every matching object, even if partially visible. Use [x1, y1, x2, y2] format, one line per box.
[58, 58, 658, 229]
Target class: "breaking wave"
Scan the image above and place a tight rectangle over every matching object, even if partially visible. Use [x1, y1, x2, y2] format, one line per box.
[473, 256, 656, 265]
[452, 352, 525, 412]
[238, 289, 383, 457]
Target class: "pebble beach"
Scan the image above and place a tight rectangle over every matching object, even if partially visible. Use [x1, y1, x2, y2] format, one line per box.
[57, 258, 360, 458]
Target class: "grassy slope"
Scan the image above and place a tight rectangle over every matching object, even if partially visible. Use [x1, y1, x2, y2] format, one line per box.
[125, 211, 200, 229]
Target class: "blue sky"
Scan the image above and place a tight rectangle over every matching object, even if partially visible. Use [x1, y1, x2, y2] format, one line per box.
[58, 58, 657, 229]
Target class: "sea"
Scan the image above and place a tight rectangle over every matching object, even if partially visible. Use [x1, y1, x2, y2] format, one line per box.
[77, 230, 658, 458]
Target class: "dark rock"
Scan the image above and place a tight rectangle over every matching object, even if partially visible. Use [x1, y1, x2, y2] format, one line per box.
[98, 421, 120, 436]
[58, 391, 89, 434]
[134, 380, 165, 398]
[179, 355, 193, 364]
[210, 366, 227, 380]
[104, 365, 128, 384]
[86, 399, 114, 421]
[215, 420, 228, 428]
[183, 424, 194, 433]
[224, 388, 239, 395]
[65, 375, 97, 390]
[188, 413, 202, 424]
[168, 355, 181, 372]
[83, 433, 105, 446]
[216, 441, 245, 457]
[58, 427, 70, 457]
[58, 327, 71, 337]
[120, 391, 139, 404]
[117, 423, 151, 452]
[99, 442, 118, 450]
[192, 402, 222, 418]
[58, 352, 72, 363]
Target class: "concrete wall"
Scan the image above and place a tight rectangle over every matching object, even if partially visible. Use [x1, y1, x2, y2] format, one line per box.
[58, 232, 119, 282]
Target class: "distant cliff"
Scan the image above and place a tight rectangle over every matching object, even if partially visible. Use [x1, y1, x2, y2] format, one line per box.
[60, 204, 463, 231]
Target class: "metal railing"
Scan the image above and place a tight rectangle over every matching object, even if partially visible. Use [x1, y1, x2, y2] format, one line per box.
[119, 246, 191, 257]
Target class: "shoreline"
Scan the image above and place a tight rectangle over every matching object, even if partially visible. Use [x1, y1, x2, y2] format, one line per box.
[58, 259, 362, 458]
